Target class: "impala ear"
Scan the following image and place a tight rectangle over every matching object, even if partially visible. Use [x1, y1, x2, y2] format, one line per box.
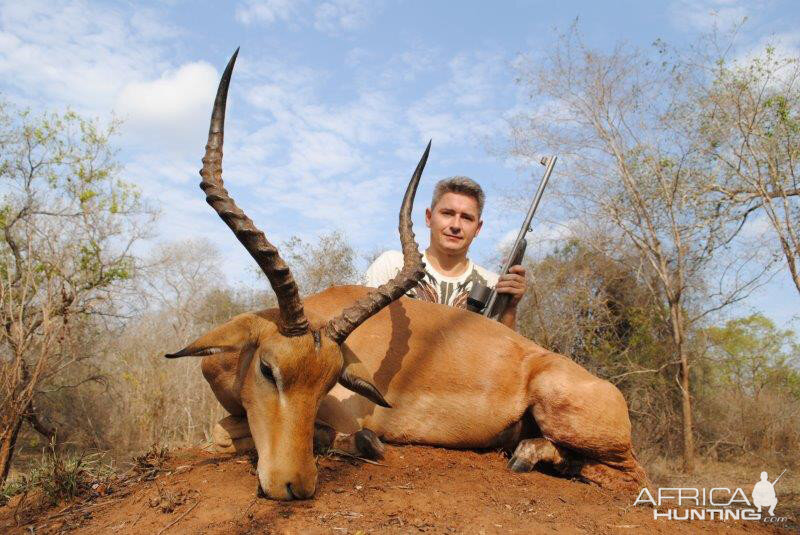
[165, 345, 234, 358]
[338, 361, 391, 408]
[164, 314, 256, 359]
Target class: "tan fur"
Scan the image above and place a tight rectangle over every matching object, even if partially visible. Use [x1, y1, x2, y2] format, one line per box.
[193, 308, 343, 499]
[191, 285, 647, 497]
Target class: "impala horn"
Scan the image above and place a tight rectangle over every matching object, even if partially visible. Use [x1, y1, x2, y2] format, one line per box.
[200, 48, 309, 337]
[325, 142, 430, 344]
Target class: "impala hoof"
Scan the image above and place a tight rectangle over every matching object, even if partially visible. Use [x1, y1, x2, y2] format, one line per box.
[507, 437, 569, 474]
[354, 428, 385, 460]
[313, 423, 337, 454]
[507, 456, 535, 472]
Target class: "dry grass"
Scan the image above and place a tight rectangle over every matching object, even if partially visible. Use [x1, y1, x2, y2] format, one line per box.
[0, 442, 115, 507]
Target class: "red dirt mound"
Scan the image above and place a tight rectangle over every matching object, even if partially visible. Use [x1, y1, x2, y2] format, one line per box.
[1, 445, 790, 534]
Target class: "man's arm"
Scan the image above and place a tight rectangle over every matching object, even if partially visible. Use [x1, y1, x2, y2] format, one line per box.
[494, 264, 527, 330]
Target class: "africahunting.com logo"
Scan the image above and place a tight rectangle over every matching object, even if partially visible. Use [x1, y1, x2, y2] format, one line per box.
[634, 470, 788, 523]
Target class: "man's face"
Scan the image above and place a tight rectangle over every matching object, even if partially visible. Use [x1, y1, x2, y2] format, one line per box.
[426, 192, 483, 257]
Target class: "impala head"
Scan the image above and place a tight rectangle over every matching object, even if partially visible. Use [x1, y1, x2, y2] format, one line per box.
[165, 49, 429, 500]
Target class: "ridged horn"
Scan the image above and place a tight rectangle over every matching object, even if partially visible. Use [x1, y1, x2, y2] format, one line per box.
[325, 142, 430, 344]
[200, 48, 308, 337]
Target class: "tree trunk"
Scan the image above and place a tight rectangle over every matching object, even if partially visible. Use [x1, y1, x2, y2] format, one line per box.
[25, 402, 58, 444]
[669, 301, 694, 473]
[0, 415, 24, 486]
[780, 239, 800, 297]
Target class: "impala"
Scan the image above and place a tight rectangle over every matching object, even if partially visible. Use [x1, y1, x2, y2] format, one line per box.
[167, 49, 647, 500]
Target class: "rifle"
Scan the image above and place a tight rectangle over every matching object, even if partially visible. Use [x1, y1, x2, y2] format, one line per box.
[466, 155, 557, 321]
[772, 469, 787, 486]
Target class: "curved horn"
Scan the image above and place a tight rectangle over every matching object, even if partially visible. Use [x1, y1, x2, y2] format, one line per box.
[200, 49, 309, 337]
[325, 141, 430, 344]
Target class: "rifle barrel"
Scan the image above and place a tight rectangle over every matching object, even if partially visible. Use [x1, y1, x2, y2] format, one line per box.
[483, 155, 557, 318]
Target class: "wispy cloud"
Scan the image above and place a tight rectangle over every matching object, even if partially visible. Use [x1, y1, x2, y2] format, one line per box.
[406, 51, 513, 154]
[0, 0, 177, 114]
[0, 0, 217, 158]
[669, 0, 751, 32]
[735, 30, 800, 64]
[235, 0, 299, 26]
[235, 0, 378, 35]
[314, 0, 374, 34]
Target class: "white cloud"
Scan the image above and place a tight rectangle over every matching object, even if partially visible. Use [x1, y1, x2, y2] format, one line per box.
[495, 219, 575, 258]
[240, 58, 407, 183]
[734, 30, 800, 66]
[0, 1, 518, 275]
[116, 62, 218, 153]
[497, 228, 518, 254]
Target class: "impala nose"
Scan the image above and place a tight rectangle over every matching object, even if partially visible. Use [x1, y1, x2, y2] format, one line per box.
[285, 481, 314, 500]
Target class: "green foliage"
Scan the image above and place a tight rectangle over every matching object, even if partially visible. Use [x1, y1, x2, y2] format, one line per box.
[0, 100, 155, 487]
[0, 100, 152, 297]
[705, 314, 800, 398]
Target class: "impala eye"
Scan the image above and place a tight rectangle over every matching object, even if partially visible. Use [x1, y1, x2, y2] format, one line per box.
[260, 361, 275, 383]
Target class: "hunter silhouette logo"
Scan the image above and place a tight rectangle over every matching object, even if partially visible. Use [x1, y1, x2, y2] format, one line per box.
[752, 470, 784, 516]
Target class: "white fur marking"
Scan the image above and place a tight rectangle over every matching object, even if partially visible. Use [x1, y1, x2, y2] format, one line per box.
[272, 365, 287, 407]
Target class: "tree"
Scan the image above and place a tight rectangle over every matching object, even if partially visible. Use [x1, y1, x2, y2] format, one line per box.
[518, 238, 668, 371]
[699, 314, 800, 458]
[705, 314, 800, 399]
[281, 230, 358, 295]
[0, 104, 154, 484]
[517, 238, 685, 455]
[509, 28, 772, 471]
[697, 46, 800, 296]
[140, 238, 228, 332]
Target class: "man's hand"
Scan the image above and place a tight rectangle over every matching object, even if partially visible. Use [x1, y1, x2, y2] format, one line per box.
[496, 264, 526, 331]
[495, 264, 527, 306]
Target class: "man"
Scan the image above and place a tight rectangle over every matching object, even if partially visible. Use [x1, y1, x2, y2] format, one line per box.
[364, 176, 527, 330]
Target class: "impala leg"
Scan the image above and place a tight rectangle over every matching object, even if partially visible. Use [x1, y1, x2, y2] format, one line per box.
[507, 437, 571, 473]
[212, 415, 254, 453]
[526, 353, 649, 491]
[211, 416, 347, 456]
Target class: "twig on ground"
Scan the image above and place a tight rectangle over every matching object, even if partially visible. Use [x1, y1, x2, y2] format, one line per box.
[156, 498, 201, 535]
[130, 503, 147, 527]
[327, 449, 388, 466]
[13, 490, 29, 526]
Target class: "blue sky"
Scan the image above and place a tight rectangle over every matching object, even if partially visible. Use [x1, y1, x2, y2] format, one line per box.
[0, 0, 798, 327]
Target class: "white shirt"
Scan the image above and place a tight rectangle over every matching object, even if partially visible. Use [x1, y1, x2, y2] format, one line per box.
[363, 250, 499, 309]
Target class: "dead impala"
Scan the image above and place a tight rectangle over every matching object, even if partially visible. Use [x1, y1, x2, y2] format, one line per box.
[166, 50, 647, 500]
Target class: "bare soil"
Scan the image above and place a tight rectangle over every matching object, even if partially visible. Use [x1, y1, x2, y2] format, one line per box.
[1, 444, 793, 534]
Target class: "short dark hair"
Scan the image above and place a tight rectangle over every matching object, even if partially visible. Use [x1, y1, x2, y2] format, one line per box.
[431, 176, 485, 216]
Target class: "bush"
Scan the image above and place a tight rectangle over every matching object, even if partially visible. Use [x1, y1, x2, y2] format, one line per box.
[1, 441, 114, 506]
